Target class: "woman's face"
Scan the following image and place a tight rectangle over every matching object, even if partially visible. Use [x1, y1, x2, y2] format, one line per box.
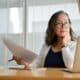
[54, 13, 70, 38]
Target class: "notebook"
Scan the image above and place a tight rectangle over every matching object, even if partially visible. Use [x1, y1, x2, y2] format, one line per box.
[65, 36, 80, 72]
[2, 38, 38, 63]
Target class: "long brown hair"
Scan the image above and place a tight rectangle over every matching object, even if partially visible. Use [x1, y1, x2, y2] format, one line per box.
[45, 10, 75, 46]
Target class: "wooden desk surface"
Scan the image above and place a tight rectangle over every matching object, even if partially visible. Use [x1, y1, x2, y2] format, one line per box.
[0, 68, 80, 80]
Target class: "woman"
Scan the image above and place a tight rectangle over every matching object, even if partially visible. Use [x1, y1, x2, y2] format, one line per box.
[13, 10, 76, 69]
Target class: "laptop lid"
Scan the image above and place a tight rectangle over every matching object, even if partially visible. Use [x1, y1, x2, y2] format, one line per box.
[71, 36, 80, 72]
[2, 38, 38, 63]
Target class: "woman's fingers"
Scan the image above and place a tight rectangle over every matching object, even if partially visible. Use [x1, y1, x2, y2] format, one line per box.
[13, 55, 30, 69]
[20, 59, 30, 69]
[13, 55, 22, 64]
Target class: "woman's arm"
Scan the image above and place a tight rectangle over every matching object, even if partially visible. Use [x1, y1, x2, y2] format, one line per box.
[13, 44, 49, 69]
[62, 41, 76, 69]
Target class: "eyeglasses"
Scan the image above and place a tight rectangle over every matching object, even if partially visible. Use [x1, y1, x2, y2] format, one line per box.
[55, 22, 69, 27]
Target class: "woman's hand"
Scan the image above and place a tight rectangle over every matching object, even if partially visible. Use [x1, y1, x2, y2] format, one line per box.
[13, 55, 30, 69]
[62, 34, 71, 46]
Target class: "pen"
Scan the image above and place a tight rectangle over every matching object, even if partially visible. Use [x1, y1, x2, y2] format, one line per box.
[8, 58, 14, 62]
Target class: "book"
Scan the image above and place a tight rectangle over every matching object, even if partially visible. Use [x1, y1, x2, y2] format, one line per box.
[2, 38, 38, 63]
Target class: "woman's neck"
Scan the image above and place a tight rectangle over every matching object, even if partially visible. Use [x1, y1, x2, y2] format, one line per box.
[52, 41, 63, 53]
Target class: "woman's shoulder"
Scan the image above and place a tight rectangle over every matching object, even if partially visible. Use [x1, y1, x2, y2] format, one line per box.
[39, 43, 51, 55]
[63, 40, 76, 52]
[70, 40, 76, 44]
[66, 40, 76, 47]
[41, 43, 51, 49]
[62, 40, 76, 51]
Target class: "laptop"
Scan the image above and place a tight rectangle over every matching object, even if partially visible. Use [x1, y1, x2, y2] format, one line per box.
[65, 36, 80, 73]
[2, 38, 38, 63]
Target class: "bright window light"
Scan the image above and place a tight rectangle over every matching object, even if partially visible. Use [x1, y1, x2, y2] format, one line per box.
[9, 8, 20, 33]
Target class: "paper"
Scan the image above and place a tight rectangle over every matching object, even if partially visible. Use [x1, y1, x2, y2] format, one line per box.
[2, 38, 38, 63]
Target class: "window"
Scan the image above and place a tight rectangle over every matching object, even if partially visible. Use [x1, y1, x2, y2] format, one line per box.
[0, 0, 25, 66]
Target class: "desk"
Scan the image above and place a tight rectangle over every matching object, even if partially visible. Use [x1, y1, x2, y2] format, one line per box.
[0, 68, 80, 80]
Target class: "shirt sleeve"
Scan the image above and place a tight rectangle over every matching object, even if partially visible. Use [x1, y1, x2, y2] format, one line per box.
[62, 41, 76, 69]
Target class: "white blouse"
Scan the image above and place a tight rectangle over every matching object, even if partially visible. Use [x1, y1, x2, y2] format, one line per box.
[29, 41, 76, 69]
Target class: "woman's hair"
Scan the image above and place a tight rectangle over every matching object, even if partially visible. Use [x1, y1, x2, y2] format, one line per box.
[45, 10, 75, 46]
